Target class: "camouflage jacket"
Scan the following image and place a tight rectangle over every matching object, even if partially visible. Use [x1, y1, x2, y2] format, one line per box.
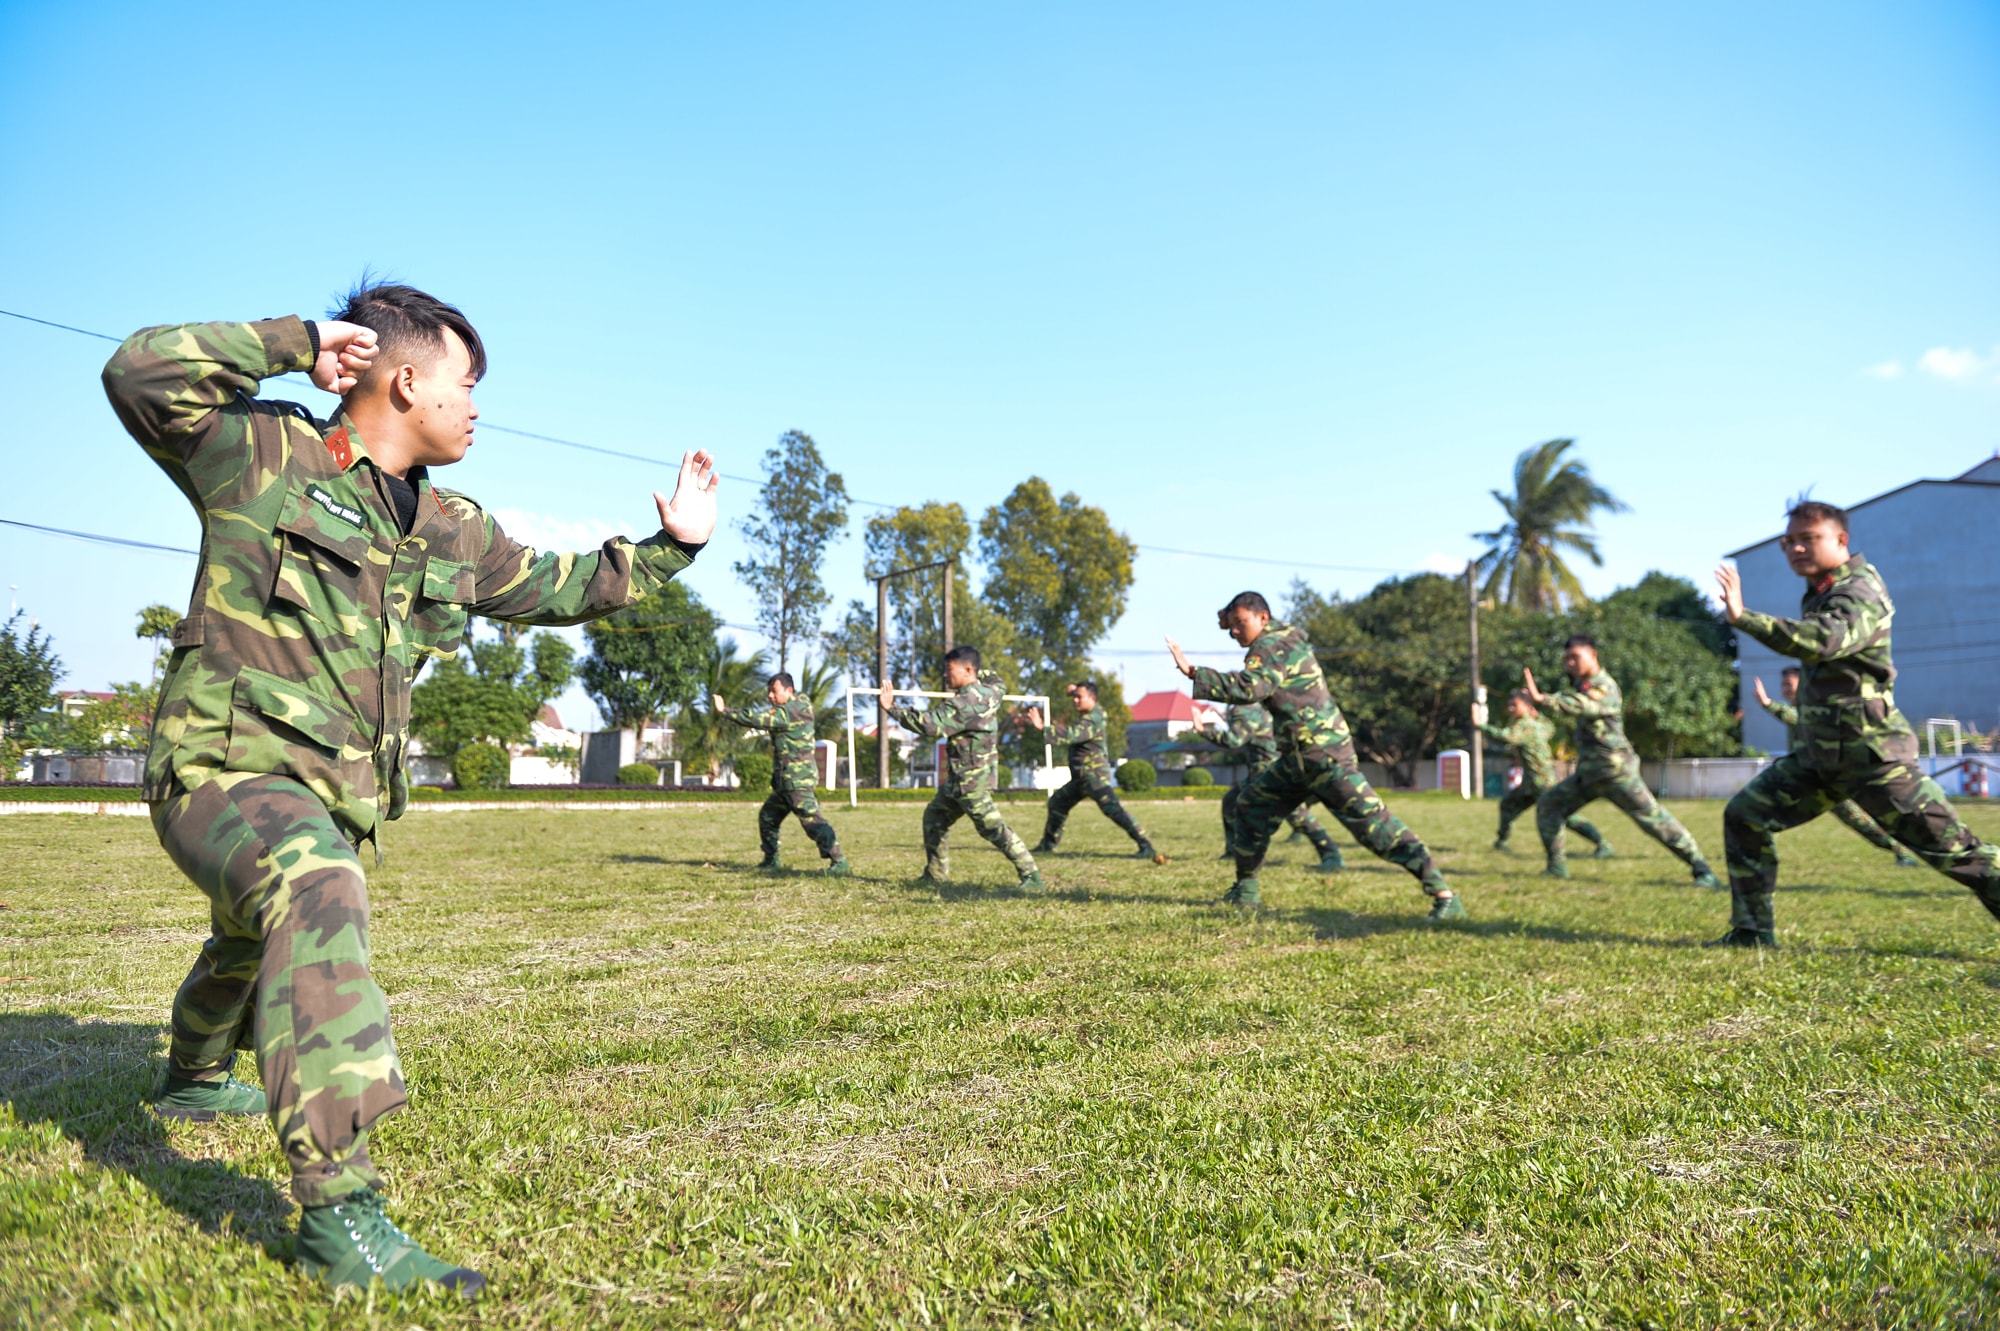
[1537, 670, 1634, 780]
[1735, 556, 1917, 769]
[1189, 621, 1355, 764]
[720, 696, 819, 790]
[1046, 707, 1113, 784]
[104, 317, 696, 840]
[889, 670, 1005, 795]
[1477, 715, 1559, 788]
[1760, 697, 1801, 752]
[1193, 704, 1282, 772]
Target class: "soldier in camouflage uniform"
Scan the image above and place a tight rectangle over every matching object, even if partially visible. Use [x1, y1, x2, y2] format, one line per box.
[1180, 704, 1344, 870]
[1024, 681, 1163, 862]
[1754, 668, 1922, 868]
[1524, 635, 1720, 887]
[1168, 593, 1461, 919]
[1475, 690, 1608, 856]
[103, 286, 720, 1295]
[880, 646, 1044, 891]
[1712, 502, 2000, 948]
[715, 672, 850, 875]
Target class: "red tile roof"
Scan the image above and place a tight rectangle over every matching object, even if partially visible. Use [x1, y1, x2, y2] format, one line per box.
[1129, 690, 1197, 723]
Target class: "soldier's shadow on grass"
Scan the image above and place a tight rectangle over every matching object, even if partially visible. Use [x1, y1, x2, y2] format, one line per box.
[0, 1011, 291, 1253]
[1283, 906, 1697, 950]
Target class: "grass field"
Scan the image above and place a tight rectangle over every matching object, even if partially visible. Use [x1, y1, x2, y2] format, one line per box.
[4, 793, 1999, 1329]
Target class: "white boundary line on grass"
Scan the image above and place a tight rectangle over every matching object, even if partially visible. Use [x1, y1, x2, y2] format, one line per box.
[844, 686, 1055, 808]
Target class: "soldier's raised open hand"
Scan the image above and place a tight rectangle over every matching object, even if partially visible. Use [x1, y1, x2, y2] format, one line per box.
[653, 449, 720, 546]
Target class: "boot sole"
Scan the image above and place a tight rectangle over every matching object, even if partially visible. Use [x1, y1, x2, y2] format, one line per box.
[152, 1103, 264, 1122]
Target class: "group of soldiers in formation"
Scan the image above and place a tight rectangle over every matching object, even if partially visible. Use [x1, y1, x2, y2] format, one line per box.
[99, 286, 2000, 1297]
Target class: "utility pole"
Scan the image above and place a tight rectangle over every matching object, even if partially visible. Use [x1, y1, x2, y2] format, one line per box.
[1467, 560, 1484, 801]
[872, 559, 957, 789]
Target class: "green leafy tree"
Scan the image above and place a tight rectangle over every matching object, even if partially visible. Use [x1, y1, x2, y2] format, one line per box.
[59, 681, 155, 754]
[732, 430, 850, 674]
[0, 611, 62, 768]
[678, 638, 771, 778]
[1474, 439, 1629, 611]
[136, 604, 178, 691]
[411, 628, 576, 758]
[578, 582, 717, 754]
[862, 502, 1022, 691]
[977, 477, 1134, 698]
[796, 657, 848, 741]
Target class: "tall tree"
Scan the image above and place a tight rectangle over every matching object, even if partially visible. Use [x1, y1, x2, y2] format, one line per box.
[1474, 439, 1628, 611]
[0, 612, 62, 768]
[577, 581, 717, 753]
[977, 478, 1135, 697]
[135, 603, 178, 693]
[863, 502, 1021, 691]
[733, 430, 849, 674]
[410, 628, 577, 757]
[678, 638, 772, 777]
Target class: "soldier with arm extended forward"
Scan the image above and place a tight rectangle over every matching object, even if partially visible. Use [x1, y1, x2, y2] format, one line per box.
[1712, 500, 2000, 947]
[1167, 591, 1460, 918]
[1524, 635, 1720, 887]
[1476, 689, 1608, 857]
[1184, 703, 1344, 869]
[1754, 668, 1921, 869]
[714, 671, 850, 876]
[1025, 680, 1165, 863]
[102, 284, 718, 1297]
[879, 645, 1044, 892]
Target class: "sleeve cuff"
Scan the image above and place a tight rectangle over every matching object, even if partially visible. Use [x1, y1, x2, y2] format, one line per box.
[252, 317, 317, 376]
[669, 535, 707, 558]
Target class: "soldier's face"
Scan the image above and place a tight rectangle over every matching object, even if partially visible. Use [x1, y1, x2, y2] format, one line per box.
[1782, 518, 1849, 578]
[768, 681, 794, 705]
[1781, 674, 1799, 701]
[402, 329, 480, 468]
[1507, 695, 1531, 719]
[945, 660, 977, 688]
[1562, 644, 1596, 678]
[1224, 609, 1268, 646]
[1069, 686, 1096, 713]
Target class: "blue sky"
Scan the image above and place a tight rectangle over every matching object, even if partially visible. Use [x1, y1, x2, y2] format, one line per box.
[2, 1, 1995, 725]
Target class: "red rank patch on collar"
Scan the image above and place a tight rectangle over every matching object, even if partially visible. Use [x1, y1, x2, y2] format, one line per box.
[323, 427, 354, 469]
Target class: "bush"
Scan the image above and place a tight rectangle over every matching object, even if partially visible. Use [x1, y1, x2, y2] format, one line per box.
[451, 742, 510, 791]
[1181, 766, 1215, 788]
[1116, 758, 1157, 793]
[616, 762, 660, 786]
[735, 752, 774, 792]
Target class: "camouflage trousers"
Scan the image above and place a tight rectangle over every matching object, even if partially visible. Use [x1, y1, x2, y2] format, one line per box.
[1498, 781, 1602, 848]
[922, 789, 1038, 880]
[151, 772, 401, 1207]
[1829, 798, 1901, 854]
[1234, 755, 1439, 892]
[1722, 753, 2000, 934]
[1040, 775, 1149, 849]
[758, 786, 843, 861]
[1536, 759, 1705, 869]
[1221, 781, 1332, 857]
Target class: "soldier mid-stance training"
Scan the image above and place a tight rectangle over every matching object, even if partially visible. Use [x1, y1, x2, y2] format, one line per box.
[1753, 667, 1921, 870]
[880, 646, 1045, 892]
[1523, 635, 1720, 887]
[1475, 689, 1608, 857]
[1710, 500, 2000, 948]
[1025, 680, 1164, 863]
[715, 672, 850, 875]
[1166, 592, 1461, 918]
[103, 285, 719, 1295]
[1186, 702, 1345, 870]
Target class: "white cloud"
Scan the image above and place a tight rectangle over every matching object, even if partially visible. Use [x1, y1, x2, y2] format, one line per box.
[488, 508, 623, 554]
[1421, 551, 1467, 574]
[1916, 345, 1997, 383]
[1862, 359, 1904, 380]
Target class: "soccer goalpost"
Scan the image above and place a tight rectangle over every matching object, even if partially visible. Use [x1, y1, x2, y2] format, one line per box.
[844, 686, 1057, 808]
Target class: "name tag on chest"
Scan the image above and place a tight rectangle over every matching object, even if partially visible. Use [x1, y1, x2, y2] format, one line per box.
[305, 483, 366, 529]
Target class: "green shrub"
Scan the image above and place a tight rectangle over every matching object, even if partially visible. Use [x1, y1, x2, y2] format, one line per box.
[616, 762, 660, 786]
[1181, 766, 1215, 788]
[1116, 758, 1157, 793]
[451, 742, 510, 791]
[735, 753, 774, 792]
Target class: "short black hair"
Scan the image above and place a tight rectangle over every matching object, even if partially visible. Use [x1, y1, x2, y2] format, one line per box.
[1787, 499, 1849, 533]
[1780, 666, 1801, 679]
[1070, 680, 1098, 699]
[329, 280, 487, 381]
[1563, 633, 1598, 651]
[944, 644, 981, 669]
[767, 671, 796, 691]
[1221, 591, 1271, 619]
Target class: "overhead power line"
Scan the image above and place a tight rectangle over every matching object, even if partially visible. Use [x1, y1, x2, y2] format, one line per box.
[4, 304, 1433, 580]
[1, 516, 198, 556]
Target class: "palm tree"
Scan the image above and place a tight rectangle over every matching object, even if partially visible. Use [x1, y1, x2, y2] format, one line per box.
[1473, 439, 1628, 611]
[677, 637, 771, 778]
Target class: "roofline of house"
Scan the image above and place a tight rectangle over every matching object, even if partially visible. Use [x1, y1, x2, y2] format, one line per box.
[1726, 476, 2000, 558]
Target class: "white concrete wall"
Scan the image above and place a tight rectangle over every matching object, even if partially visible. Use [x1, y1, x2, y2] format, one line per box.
[1735, 478, 2000, 756]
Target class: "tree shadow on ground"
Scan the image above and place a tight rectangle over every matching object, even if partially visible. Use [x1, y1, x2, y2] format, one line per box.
[1282, 906, 1699, 950]
[0, 1011, 291, 1252]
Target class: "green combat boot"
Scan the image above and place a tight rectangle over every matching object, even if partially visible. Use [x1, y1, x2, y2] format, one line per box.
[1690, 862, 1722, 890]
[1492, 837, 1512, 854]
[152, 1071, 266, 1122]
[1427, 892, 1467, 923]
[1135, 841, 1168, 864]
[1220, 877, 1261, 909]
[1016, 871, 1049, 894]
[1894, 851, 1923, 870]
[296, 1188, 484, 1297]
[755, 853, 784, 874]
[824, 857, 853, 879]
[1592, 840, 1616, 860]
[1031, 839, 1058, 855]
[1308, 848, 1345, 874]
[1543, 860, 1571, 880]
[1283, 829, 1309, 845]
[1705, 889, 1778, 949]
[1705, 926, 1778, 949]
